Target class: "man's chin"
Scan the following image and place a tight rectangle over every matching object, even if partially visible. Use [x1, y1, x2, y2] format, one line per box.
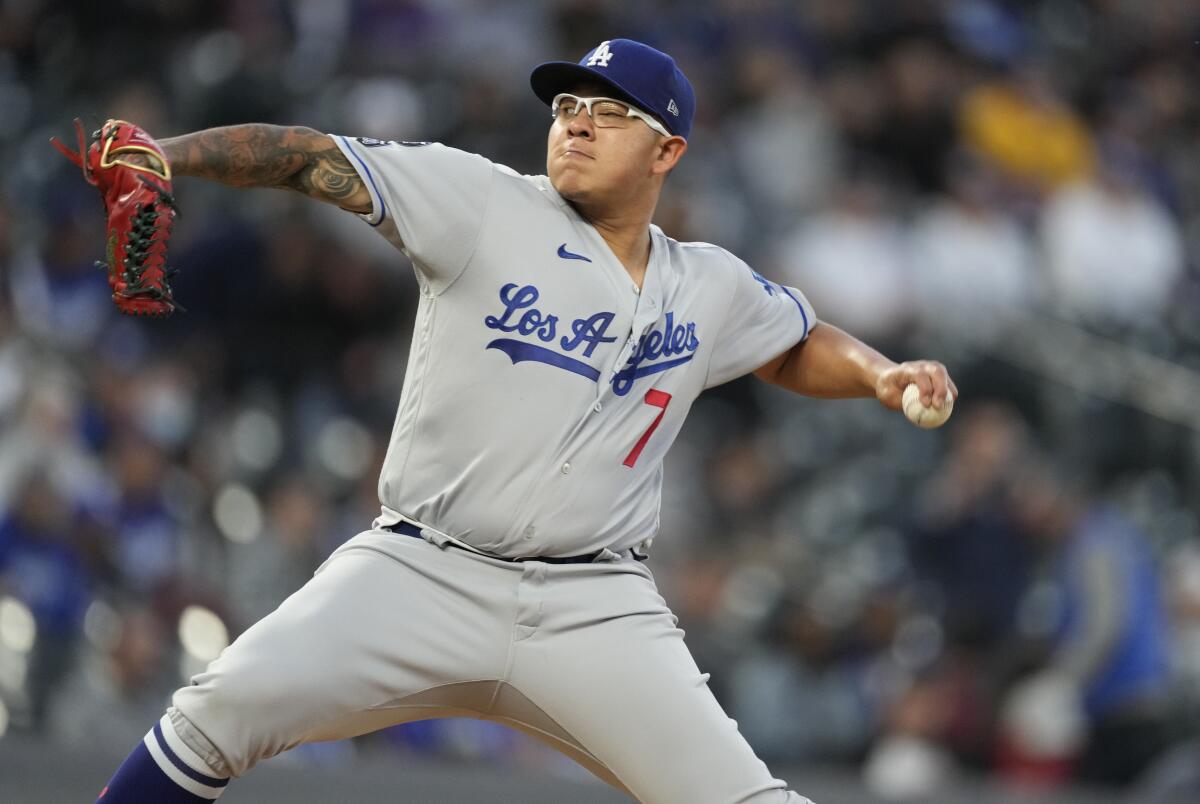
[550, 175, 590, 203]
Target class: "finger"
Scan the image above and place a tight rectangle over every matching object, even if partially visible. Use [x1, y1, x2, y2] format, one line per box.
[947, 376, 959, 402]
[926, 363, 950, 409]
[911, 368, 934, 406]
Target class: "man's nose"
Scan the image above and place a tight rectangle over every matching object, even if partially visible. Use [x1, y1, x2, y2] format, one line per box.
[567, 111, 594, 138]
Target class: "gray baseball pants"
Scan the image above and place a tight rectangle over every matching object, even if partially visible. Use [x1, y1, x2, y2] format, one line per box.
[168, 528, 814, 803]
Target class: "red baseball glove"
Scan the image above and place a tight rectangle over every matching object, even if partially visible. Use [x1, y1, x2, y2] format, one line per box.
[51, 119, 183, 316]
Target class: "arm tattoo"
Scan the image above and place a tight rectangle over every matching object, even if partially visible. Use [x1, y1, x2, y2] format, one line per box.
[158, 125, 371, 212]
[288, 145, 364, 204]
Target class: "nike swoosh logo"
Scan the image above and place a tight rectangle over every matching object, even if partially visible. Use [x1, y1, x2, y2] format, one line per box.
[557, 244, 592, 263]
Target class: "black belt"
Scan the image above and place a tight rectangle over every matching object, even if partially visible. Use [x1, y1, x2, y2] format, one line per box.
[385, 521, 645, 565]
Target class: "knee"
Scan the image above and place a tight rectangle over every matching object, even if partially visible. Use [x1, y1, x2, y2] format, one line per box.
[171, 657, 293, 777]
[178, 653, 292, 722]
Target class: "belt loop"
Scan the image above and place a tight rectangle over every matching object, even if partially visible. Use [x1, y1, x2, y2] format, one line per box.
[418, 526, 454, 550]
[592, 547, 623, 563]
[406, 518, 500, 561]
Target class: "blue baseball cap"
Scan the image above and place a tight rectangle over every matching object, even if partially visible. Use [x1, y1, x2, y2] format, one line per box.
[530, 38, 695, 140]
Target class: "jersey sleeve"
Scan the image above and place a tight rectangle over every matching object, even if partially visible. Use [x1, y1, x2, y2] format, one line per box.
[704, 254, 817, 388]
[331, 135, 494, 293]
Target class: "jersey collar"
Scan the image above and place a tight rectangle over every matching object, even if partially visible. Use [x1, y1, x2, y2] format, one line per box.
[536, 174, 668, 316]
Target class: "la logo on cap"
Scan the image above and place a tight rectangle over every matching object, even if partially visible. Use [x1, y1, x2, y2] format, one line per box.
[586, 41, 614, 67]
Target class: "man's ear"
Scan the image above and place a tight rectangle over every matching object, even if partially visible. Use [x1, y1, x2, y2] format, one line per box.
[652, 136, 688, 175]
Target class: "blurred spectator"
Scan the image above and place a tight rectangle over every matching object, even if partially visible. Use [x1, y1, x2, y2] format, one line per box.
[9, 198, 112, 351]
[908, 403, 1031, 649]
[908, 153, 1035, 341]
[0, 362, 106, 516]
[48, 603, 173, 749]
[729, 47, 840, 224]
[1040, 142, 1184, 330]
[729, 594, 876, 763]
[823, 60, 888, 166]
[903, 404, 1035, 772]
[773, 171, 911, 343]
[0, 472, 93, 730]
[1003, 461, 1174, 787]
[863, 672, 960, 800]
[959, 62, 1094, 195]
[101, 432, 181, 594]
[870, 38, 961, 195]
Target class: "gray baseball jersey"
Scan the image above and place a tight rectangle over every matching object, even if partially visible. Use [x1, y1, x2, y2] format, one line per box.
[331, 135, 815, 558]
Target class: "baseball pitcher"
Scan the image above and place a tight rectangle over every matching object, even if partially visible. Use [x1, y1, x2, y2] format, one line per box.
[78, 39, 957, 804]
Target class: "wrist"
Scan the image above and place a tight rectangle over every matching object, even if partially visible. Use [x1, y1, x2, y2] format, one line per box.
[864, 355, 897, 397]
[158, 137, 187, 175]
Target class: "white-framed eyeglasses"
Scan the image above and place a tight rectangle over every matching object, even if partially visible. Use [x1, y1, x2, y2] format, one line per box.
[551, 93, 671, 138]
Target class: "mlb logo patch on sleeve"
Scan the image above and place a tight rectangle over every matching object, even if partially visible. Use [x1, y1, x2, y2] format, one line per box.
[356, 137, 395, 147]
[354, 137, 431, 148]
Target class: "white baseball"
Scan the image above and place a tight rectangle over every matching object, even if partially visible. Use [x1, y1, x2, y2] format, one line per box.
[902, 383, 953, 429]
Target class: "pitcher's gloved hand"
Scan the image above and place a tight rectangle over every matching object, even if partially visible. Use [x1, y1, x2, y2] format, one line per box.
[52, 118, 183, 316]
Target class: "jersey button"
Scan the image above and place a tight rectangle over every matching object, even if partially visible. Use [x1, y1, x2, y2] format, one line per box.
[560, 462, 572, 475]
[593, 401, 602, 413]
[523, 525, 535, 539]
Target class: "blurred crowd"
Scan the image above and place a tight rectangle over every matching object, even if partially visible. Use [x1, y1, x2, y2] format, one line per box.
[3, 0, 1200, 799]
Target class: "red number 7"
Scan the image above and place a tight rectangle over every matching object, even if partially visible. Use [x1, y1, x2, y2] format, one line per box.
[623, 389, 672, 468]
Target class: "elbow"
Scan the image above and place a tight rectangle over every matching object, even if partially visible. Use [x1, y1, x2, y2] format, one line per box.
[753, 347, 794, 386]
